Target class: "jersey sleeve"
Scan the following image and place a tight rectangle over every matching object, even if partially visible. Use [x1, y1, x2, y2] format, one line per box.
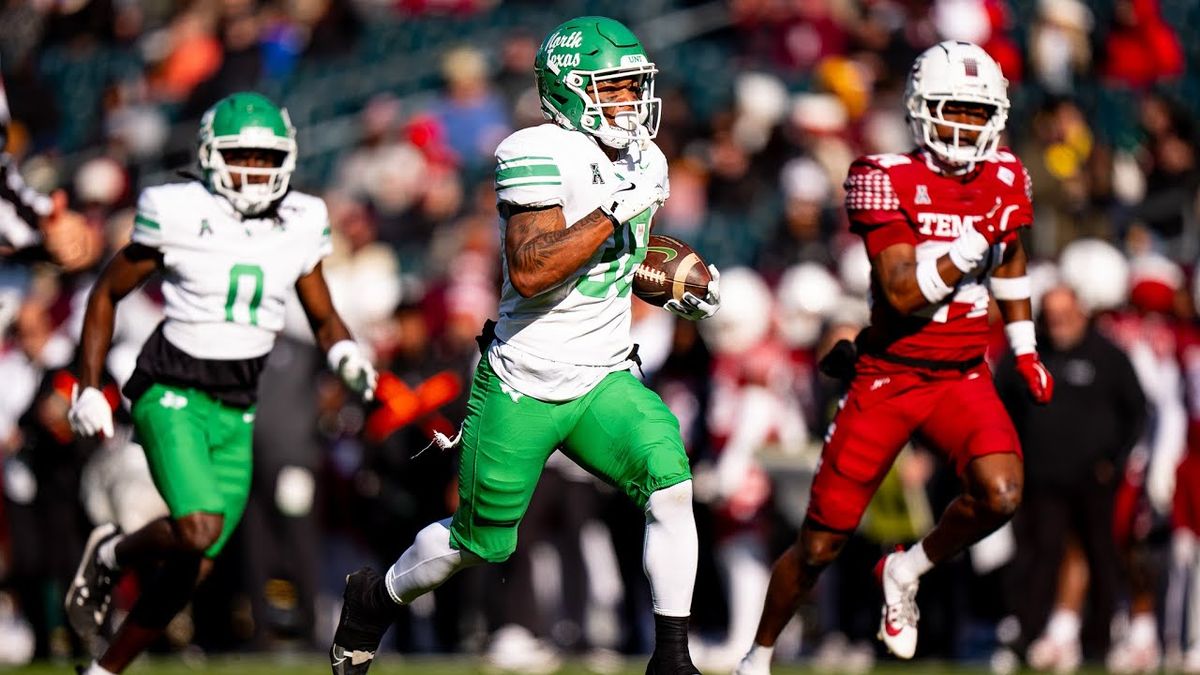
[300, 200, 333, 276]
[493, 130, 567, 208]
[992, 150, 1034, 230]
[843, 159, 914, 256]
[131, 188, 166, 249]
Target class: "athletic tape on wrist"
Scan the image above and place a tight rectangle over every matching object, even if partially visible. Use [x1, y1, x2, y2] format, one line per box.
[990, 275, 1032, 301]
[916, 258, 954, 304]
[327, 339, 358, 372]
[1005, 320, 1037, 356]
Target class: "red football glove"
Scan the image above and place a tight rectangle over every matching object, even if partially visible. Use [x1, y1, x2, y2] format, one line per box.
[1016, 353, 1054, 404]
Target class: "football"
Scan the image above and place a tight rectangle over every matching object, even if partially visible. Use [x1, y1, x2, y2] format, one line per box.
[633, 235, 713, 307]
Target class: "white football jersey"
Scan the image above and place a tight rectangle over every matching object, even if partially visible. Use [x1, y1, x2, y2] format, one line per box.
[131, 181, 331, 360]
[490, 123, 669, 401]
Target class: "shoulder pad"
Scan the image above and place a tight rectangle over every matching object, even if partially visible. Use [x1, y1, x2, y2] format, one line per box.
[859, 153, 913, 169]
[844, 159, 901, 212]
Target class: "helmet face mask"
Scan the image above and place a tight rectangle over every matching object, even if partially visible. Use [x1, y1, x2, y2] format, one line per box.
[536, 17, 661, 149]
[906, 41, 1009, 168]
[198, 92, 297, 215]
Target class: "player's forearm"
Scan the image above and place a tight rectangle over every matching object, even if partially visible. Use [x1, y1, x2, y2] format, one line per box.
[997, 298, 1032, 324]
[884, 255, 966, 315]
[78, 290, 117, 389]
[508, 208, 614, 297]
[312, 313, 353, 355]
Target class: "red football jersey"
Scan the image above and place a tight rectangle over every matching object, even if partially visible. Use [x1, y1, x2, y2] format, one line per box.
[844, 149, 1033, 365]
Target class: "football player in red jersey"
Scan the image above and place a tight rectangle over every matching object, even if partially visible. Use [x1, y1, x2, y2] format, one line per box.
[736, 41, 1054, 674]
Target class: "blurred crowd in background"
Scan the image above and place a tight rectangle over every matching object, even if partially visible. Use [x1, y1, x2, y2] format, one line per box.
[1, 0, 1199, 671]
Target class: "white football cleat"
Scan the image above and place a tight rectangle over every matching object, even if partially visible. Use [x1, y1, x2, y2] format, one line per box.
[875, 548, 919, 659]
[1027, 633, 1082, 674]
[1106, 637, 1161, 674]
[733, 653, 770, 675]
[1183, 647, 1200, 673]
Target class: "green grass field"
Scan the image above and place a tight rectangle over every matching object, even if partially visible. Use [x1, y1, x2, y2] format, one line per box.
[0, 655, 1125, 674]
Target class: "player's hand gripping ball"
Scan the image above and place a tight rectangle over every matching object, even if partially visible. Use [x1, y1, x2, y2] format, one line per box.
[633, 235, 720, 319]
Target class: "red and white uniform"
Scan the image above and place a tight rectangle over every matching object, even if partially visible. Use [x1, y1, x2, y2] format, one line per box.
[806, 149, 1032, 532]
[1175, 324, 1200, 535]
[1094, 311, 1186, 544]
[707, 340, 807, 539]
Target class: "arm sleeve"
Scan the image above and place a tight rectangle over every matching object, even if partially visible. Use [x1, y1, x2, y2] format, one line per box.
[493, 132, 567, 209]
[130, 189, 166, 249]
[843, 161, 914, 257]
[300, 201, 334, 275]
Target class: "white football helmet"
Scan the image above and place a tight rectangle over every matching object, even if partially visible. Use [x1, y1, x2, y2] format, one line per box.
[1058, 238, 1129, 313]
[905, 41, 1009, 167]
[776, 263, 841, 349]
[697, 267, 772, 355]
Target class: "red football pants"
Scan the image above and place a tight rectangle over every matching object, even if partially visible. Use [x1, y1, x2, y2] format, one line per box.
[807, 364, 1022, 532]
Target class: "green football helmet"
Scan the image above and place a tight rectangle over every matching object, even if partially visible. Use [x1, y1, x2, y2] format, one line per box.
[197, 92, 297, 216]
[535, 16, 660, 149]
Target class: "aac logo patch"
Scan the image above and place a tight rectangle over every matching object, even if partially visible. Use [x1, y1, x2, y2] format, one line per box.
[590, 163, 604, 185]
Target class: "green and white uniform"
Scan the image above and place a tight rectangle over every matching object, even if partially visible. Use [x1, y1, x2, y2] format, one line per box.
[127, 180, 331, 556]
[449, 124, 690, 563]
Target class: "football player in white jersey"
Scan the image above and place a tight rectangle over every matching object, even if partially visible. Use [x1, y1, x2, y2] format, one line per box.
[329, 16, 720, 675]
[63, 92, 376, 675]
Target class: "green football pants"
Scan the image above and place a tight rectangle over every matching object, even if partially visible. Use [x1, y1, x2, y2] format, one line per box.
[449, 357, 691, 562]
[131, 383, 254, 558]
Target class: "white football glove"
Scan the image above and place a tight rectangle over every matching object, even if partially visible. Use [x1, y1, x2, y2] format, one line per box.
[69, 384, 114, 438]
[665, 265, 721, 321]
[328, 340, 378, 402]
[600, 180, 664, 226]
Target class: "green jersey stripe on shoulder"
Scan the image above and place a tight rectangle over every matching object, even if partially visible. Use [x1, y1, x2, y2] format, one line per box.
[497, 155, 554, 166]
[134, 214, 161, 230]
[322, 226, 331, 236]
[495, 180, 563, 188]
[496, 164, 560, 182]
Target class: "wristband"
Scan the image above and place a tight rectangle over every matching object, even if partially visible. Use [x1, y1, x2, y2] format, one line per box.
[327, 339, 358, 371]
[916, 258, 954, 304]
[1005, 320, 1037, 356]
[990, 275, 1032, 301]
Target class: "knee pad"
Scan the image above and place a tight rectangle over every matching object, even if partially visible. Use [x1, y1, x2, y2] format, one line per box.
[646, 480, 694, 522]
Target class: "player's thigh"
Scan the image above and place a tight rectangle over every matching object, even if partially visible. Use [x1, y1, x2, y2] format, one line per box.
[450, 358, 562, 563]
[131, 384, 224, 520]
[806, 387, 916, 532]
[917, 369, 1020, 476]
[563, 371, 690, 510]
[204, 403, 257, 557]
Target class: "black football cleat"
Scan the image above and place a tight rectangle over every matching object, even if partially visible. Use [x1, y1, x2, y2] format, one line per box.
[647, 613, 700, 674]
[646, 651, 701, 675]
[65, 523, 122, 655]
[330, 567, 396, 675]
